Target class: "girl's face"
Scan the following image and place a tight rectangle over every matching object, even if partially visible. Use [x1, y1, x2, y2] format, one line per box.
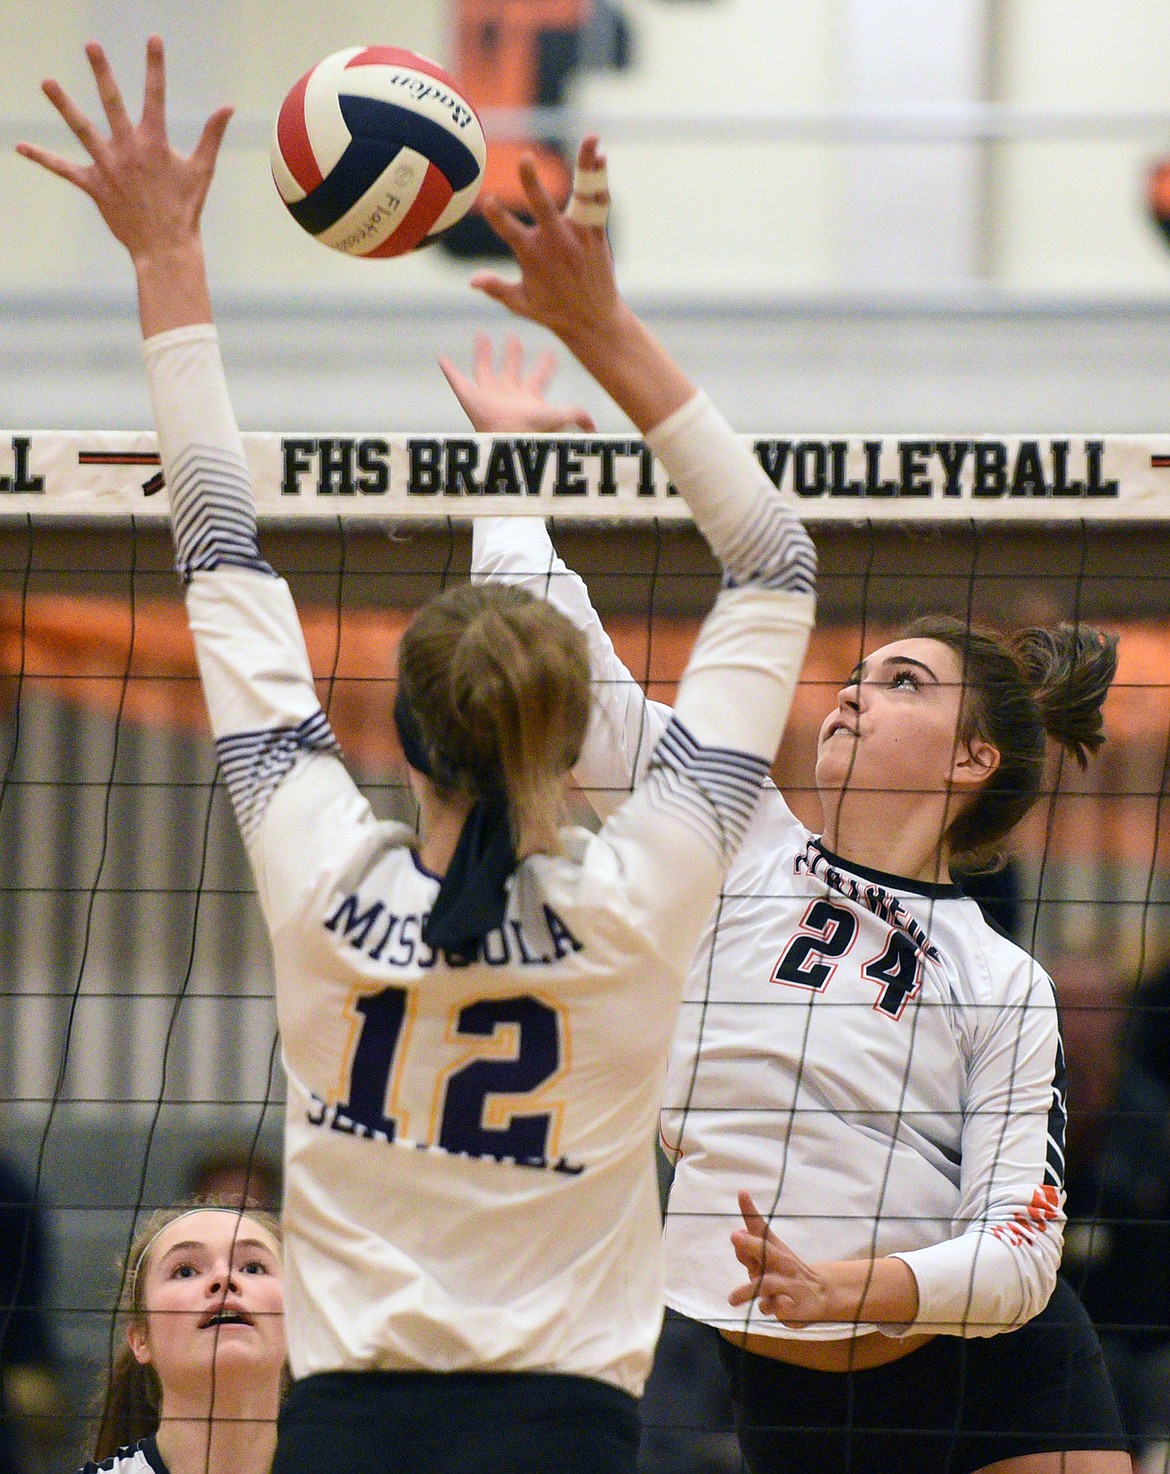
[815, 637, 996, 807]
[127, 1210, 284, 1403]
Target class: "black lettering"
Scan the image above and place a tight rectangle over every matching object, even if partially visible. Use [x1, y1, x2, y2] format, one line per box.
[0, 437, 45, 495]
[356, 439, 390, 495]
[446, 439, 480, 496]
[972, 442, 1008, 497]
[829, 441, 864, 497]
[1010, 440, 1049, 498]
[754, 440, 792, 490]
[408, 439, 443, 494]
[367, 912, 399, 963]
[514, 439, 552, 495]
[1050, 440, 1085, 497]
[935, 441, 970, 497]
[863, 442, 898, 497]
[1085, 440, 1119, 497]
[553, 441, 587, 496]
[325, 894, 385, 948]
[899, 441, 933, 496]
[544, 904, 583, 958]
[593, 440, 633, 496]
[509, 919, 547, 966]
[481, 441, 522, 496]
[281, 438, 316, 496]
[793, 441, 828, 498]
[636, 445, 657, 497]
[391, 913, 419, 967]
[317, 438, 355, 496]
[481, 926, 510, 965]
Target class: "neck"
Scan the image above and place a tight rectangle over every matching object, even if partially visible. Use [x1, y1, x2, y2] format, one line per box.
[819, 789, 954, 885]
[154, 1387, 278, 1474]
[416, 786, 476, 875]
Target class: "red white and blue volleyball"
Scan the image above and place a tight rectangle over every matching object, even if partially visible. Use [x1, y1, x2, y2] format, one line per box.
[271, 47, 486, 258]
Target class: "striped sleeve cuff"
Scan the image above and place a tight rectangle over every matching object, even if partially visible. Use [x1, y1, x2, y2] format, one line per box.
[215, 709, 341, 840]
[168, 444, 275, 582]
[642, 715, 770, 865]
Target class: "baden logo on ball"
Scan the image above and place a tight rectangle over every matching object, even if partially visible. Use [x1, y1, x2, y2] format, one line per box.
[272, 47, 487, 258]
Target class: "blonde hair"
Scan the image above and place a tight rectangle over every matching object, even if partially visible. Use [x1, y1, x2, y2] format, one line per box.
[90, 1202, 282, 1462]
[397, 583, 591, 857]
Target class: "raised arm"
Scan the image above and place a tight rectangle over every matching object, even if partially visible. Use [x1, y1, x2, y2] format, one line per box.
[442, 335, 670, 814]
[18, 40, 363, 927]
[469, 141, 816, 975]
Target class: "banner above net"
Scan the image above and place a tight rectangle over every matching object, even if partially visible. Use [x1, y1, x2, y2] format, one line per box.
[1, 430, 1168, 521]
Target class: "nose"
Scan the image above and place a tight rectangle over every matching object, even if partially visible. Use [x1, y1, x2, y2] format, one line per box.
[838, 678, 861, 713]
[207, 1265, 241, 1298]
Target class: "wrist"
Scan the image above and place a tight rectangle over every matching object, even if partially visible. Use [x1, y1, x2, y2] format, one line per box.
[134, 241, 214, 337]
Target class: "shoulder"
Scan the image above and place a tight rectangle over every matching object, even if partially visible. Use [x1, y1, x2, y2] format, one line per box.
[943, 898, 1057, 1006]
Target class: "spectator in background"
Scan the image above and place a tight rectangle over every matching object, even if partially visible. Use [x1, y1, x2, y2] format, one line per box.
[0, 1154, 63, 1474]
[82, 1204, 285, 1474]
[185, 1145, 281, 1214]
[1066, 959, 1170, 1463]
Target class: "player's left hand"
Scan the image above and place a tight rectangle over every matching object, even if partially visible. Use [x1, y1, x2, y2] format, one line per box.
[16, 35, 232, 265]
[728, 1189, 834, 1327]
[439, 333, 597, 434]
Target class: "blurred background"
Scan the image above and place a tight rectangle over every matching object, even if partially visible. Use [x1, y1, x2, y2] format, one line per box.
[2, 0, 1170, 430]
[4, 2, 1170, 1470]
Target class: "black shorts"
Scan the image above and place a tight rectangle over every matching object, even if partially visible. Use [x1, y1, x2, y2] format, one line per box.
[714, 1277, 1129, 1474]
[273, 1367, 640, 1474]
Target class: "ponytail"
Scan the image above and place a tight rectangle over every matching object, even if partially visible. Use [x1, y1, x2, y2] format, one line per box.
[903, 615, 1118, 868]
[397, 583, 591, 857]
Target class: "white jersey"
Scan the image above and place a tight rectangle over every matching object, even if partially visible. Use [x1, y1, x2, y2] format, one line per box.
[79, 1440, 165, 1474]
[142, 327, 815, 1393]
[472, 518, 1067, 1343]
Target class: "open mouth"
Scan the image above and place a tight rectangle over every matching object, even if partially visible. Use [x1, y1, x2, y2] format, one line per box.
[198, 1309, 254, 1330]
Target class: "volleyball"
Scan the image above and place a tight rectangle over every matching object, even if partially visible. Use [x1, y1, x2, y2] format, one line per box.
[271, 47, 486, 258]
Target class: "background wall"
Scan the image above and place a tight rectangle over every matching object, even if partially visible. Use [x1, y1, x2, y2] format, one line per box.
[1, 0, 1170, 431]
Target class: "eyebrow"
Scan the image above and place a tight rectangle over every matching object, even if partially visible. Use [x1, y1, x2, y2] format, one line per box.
[849, 655, 941, 685]
[157, 1237, 277, 1260]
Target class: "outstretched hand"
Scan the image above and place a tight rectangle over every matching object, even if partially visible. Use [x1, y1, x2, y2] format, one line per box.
[470, 136, 624, 352]
[16, 35, 232, 265]
[729, 1190, 833, 1327]
[439, 333, 597, 434]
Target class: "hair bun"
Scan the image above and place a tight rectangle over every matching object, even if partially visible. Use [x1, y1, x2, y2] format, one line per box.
[1011, 624, 1119, 769]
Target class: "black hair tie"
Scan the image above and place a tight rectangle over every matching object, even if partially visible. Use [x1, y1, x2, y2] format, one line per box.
[394, 688, 518, 957]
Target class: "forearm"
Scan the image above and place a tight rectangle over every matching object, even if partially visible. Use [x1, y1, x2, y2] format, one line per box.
[134, 241, 213, 338]
[558, 301, 697, 436]
[819, 1256, 920, 1328]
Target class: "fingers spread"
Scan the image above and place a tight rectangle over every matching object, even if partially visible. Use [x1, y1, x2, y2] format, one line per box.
[140, 34, 166, 132]
[192, 106, 234, 176]
[14, 141, 89, 189]
[41, 78, 104, 159]
[517, 155, 560, 226]
[526, 348, 557, 395]
[86, 42, 134, 139]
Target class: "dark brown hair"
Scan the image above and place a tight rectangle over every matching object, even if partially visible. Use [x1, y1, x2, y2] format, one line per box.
[397, 582, 592, 857]
[91, 1203, 282, 1462]
[903, 615, 1118, 868]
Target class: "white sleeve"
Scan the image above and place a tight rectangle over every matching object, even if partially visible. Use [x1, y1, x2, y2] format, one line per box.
[889, 968, 1065, 1337]
[581, 393, 816, 969]
[471, 517, 670, 818]
[143, 325, 372, 926]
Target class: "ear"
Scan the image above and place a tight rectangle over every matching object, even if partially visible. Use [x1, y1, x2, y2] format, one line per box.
[950, 737, 1000, 791]
[125, 1321, 152, 1367]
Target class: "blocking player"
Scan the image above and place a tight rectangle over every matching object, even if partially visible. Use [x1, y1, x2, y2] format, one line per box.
[454, 356, 1130, 1469]
[19, 39, 816, 1474]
